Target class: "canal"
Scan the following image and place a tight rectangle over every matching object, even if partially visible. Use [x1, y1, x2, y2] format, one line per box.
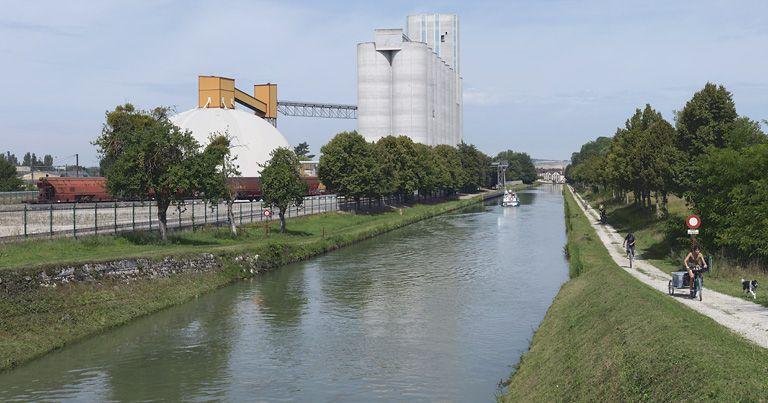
[0, 185, 568, 402]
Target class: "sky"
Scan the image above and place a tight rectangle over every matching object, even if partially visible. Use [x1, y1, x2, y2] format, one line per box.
[1, 0, 767, 166]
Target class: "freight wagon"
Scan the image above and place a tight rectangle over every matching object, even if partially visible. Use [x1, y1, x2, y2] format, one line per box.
[36, 176, 325, 203]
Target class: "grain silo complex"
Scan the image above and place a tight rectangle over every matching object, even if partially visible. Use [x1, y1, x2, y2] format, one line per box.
[357, 14, 463, 146]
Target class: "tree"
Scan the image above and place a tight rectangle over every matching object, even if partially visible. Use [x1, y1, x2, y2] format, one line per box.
[375, 136, 419, 200]
[199, 133, 241, 236]
[293, 142, 315, 161]
[675, 83, 738, 155]
[93, 104, 211, 241]
[433, 145, 462, 194]
[687, 143, 768, 257]
[43, 154, 53, 167]
[2, 152, 19, 166]
[495, 150, 537, 184]
[457, 142, 484, 192]
[0, 157, 23, 191]
[724, 117, 766, 150]
[22, 152, 31, 167]
[318, 131, 383, 205]
[261, 147, 307, 233]
[413, 143, 449, 198]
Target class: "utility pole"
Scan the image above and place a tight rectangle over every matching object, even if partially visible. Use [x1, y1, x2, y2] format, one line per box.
[75, 154, 79, 178]
[491, 161, 508, 190]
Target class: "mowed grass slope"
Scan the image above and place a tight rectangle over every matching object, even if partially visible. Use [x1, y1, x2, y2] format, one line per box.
[502, 188, 768, 401]
[0, 198, 480, 371]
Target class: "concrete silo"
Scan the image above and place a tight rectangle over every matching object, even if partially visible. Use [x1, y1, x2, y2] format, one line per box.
[392, 41, 429, 144]
[357, 41, 394, 143]
[357, 14, 463, 147]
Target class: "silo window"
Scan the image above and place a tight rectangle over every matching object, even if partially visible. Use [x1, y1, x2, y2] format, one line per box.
[440, 34, 445, 42]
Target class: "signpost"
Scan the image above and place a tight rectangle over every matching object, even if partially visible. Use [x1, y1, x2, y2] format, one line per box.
[263, 209, 272, 237]
[686, 214, 701, 248]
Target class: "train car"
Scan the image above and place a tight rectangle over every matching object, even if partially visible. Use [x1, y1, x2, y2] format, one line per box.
[37, 177, 114, 203]
[37, 176, 325, 203]
[228, 177, 262, 201]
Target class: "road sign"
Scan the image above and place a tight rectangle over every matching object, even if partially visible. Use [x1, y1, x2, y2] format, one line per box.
[686, 214, 701, 229]
[263, 209, 272, 217]
[687, 229, 700, 235]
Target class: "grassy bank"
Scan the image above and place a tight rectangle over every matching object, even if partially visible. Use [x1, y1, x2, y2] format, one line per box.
[0, 196, 488, 371]
[502, 187, 768, 401]
[582, 191, 768, 307]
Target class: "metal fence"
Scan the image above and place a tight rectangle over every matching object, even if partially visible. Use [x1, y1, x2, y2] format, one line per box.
[0, 195, 340, 242]
[0, 191, 38, 205]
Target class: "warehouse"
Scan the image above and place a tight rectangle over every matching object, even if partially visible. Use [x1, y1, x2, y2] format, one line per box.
[357, 14, 463, 146]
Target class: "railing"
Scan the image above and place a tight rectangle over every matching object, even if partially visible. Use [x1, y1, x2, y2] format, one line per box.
[0, 195, 340, 242]
[0, 191, 457, 242]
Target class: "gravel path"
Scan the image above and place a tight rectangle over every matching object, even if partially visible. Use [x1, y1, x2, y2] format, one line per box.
[569, 186, 768, 349]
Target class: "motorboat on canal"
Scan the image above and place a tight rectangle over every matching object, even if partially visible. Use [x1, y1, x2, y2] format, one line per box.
[502, 190, 520, 207]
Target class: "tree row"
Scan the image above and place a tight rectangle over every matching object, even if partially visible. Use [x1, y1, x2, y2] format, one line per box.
[566, 83, 768, 258]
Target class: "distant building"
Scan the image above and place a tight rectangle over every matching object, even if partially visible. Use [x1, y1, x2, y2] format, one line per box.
[537, 168, 566, 184]
[357, 14, 462, 146]
[300, 160, 319, 177]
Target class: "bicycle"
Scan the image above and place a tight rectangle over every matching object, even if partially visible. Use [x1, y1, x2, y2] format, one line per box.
[668, 265, 708, 301]
[626, 245, 634, 268]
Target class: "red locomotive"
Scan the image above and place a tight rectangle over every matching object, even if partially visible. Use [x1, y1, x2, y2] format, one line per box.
[37, 176, 325, 203]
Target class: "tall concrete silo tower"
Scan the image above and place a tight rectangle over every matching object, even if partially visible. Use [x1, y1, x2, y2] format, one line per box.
[357, 14, 463, 146]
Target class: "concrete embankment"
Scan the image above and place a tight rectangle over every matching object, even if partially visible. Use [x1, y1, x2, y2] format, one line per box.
[0, 192, 498, 371]
[501, 187, 768, 401]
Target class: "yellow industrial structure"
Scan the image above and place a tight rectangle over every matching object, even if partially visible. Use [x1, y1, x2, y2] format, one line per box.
[198, 76, 278, 124]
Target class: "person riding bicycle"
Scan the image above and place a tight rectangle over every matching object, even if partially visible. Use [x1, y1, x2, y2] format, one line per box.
[622, 232, 636, 258]
[683, 245, 708, 292]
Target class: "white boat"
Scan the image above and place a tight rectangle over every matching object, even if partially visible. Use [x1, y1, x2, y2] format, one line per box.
[502, 190, 520, 207]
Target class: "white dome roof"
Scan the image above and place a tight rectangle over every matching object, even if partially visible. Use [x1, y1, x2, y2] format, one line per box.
[170, 108, 291, 176]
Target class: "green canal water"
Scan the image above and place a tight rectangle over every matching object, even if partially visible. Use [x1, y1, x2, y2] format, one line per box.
[0, 185, 568, 402]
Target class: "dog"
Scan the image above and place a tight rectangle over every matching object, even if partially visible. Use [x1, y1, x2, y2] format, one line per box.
[741, 279, 759, 299]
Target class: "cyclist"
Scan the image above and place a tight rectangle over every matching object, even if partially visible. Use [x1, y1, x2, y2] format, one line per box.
[683, 245, 708, 294]
[623, 232, 636, 260]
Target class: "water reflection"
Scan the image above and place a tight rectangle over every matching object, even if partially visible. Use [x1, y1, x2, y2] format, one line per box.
[0, 185, 568, 402]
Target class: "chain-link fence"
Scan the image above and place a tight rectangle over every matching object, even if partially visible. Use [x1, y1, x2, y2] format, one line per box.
[0, 191, 38, 205]
[0, 195, 340, 242]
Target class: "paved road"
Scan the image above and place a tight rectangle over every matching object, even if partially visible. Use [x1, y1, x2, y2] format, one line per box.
[569, 186, 768, 349]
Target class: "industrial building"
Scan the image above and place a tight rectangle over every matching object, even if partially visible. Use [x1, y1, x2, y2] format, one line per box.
[357, 14, 463, 146]
[170, 76, 290, 176]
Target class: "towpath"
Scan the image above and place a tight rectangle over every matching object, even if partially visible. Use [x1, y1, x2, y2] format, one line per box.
[569, 186, 768, 349]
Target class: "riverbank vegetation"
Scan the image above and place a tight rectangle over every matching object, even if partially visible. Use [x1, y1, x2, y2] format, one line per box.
[502, 188, 768, 401]
[0, 195, 490, 370]
[318, 132, 502, 204]
[565, 83, 767, 281]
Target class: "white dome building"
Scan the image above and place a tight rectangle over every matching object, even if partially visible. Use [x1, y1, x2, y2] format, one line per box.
[170, 107, 290, 176]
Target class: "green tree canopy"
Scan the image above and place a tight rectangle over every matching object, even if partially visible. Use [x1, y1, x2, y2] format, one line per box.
[0, 157, 23, 191]
[93, 103, 212, 240]
[260, 147, 307, 233]
[375, 136, 420, 199]
[318, 131, 383, 203]
[675, 82, 738, 154]
[433, 145, 463, 194]
[293, 142, 315, 161]
[457, 142, 484, 192]
[687, 143, 768, 257]
[199, 133, 241, 235]
[495, 150, 537, 184]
